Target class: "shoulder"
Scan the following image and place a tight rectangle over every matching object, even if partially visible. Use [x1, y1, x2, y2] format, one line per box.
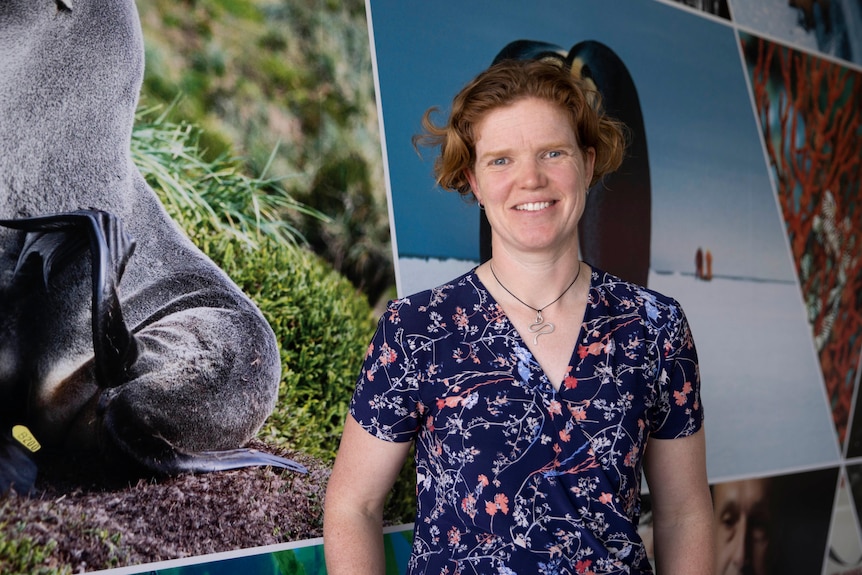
[381, 269, 483, 323]
[588, 267, 686, 329]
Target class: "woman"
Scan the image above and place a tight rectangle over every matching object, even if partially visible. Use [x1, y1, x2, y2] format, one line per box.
[324, 58, 713, 574]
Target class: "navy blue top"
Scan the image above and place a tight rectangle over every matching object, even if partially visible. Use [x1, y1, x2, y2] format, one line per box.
[351, 267, 703, 574]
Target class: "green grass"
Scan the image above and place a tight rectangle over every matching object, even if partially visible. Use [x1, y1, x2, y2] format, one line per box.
[135, 107, 414, 522]
[132, 104, 326, 249]
[135, 105, 380, 465]
[0, 518, 70, 575]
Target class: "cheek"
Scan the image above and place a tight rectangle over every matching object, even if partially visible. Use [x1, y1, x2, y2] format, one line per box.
[471, 173, 504, 204]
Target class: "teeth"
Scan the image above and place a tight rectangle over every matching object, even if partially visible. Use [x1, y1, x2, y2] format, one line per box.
[516, 202, 552, 211]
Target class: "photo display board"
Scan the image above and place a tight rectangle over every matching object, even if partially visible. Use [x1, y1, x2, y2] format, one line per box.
[1, 1, 859, 574]
[368, 0, 861, 573]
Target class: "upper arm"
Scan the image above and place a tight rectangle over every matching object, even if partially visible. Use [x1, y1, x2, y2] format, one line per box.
[325, 414, 413, 521]
[643, 427, 714, 573]
[323, 414, 413, 574]
[644, 427, 710, 512]
[644, 427, 707, 493]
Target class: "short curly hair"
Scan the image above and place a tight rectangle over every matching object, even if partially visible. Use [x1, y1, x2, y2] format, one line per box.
[413, 58, 627, 201]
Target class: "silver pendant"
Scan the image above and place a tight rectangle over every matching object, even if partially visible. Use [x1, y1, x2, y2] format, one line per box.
[528, 309, 555, 344]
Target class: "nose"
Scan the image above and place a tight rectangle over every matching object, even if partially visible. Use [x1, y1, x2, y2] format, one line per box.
[517, 158, 546, 189]
[729, 518, 746, 572]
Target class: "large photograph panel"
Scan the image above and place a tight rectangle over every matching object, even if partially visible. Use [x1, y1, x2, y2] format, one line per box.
[369, 0, 839, 483]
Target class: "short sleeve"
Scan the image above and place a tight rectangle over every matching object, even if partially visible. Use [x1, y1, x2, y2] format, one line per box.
[650, 302, 704, 439]
[349, 301, 423, 443]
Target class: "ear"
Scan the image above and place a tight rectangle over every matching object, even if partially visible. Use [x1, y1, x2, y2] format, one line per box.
[56, 0, 72, 12]
[465, 169, 482, 204]
[583, 147, 596, 187]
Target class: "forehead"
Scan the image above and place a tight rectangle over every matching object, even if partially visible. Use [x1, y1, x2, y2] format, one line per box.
[473, 98, 576, 150]
[714, 479, 770, 507]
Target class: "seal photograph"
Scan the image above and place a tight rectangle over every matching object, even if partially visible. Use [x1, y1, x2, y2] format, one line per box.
[0, 0, 389, 571]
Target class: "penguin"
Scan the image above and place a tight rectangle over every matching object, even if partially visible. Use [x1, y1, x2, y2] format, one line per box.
[492, 39, 569, 66]
[480, 39, 651, 287]
[0, 0, 305, 495]
[568, 40, 652, 286]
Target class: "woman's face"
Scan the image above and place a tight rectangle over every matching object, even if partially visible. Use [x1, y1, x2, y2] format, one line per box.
[466, 97, 595, 259]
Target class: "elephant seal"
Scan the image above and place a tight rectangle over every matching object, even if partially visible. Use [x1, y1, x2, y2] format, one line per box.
[0, 0, 305, 494]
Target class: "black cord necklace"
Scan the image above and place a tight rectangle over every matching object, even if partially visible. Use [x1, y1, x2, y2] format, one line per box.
[489, 261, 581, 344]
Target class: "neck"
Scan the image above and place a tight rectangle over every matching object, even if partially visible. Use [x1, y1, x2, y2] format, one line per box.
[485, 259, 584, 345]
[488, 260, 581, 313]
[484, 244, 583, 302]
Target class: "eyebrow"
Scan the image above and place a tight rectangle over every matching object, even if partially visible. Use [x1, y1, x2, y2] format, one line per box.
[476, 141, 577, 164]
[475, 147, 513, 165]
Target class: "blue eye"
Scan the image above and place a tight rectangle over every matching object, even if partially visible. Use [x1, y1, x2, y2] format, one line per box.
[492, 158, 507, 166]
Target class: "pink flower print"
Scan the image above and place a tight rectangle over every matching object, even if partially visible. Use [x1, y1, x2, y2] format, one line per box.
[485, 493, 509, 516]
[577, 341, 604, 359]
[447, 526, 461, 546]
[486, 304, 506, 324]
[624, 445, 639, 467]
[461, 494, 477, 519]
[673, 381, 693, 406]
[378, 343, 397, 366]
[453, 306, 469, 329]
[569, 405, 587, 421]
[437, 395, 463, 410]
[496, 493, 509, 512]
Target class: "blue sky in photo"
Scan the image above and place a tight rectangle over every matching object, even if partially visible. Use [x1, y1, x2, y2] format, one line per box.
[368, 0, 794, 281]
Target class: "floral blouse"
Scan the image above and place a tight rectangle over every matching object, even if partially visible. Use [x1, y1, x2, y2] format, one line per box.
[350, 267, 703, 574]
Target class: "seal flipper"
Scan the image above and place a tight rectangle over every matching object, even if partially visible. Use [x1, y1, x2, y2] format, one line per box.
[100, 399, 307, 475]
[10, 225, 88, 286]
[0, 209, 138, 387]
[1, 211, 307, 477]
[149, 447, 308, 475]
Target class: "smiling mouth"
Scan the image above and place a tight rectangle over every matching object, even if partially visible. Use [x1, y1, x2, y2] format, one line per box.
[515, 201, 554, 212]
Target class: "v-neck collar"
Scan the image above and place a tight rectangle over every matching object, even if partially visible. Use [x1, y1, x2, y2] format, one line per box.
[470, 267, 592, 393]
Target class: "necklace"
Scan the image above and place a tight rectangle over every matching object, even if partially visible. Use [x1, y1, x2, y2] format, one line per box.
[489, 261, 581, 344]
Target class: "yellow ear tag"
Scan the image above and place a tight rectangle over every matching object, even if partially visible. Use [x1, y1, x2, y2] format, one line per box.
[12, 425, 41, 453]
